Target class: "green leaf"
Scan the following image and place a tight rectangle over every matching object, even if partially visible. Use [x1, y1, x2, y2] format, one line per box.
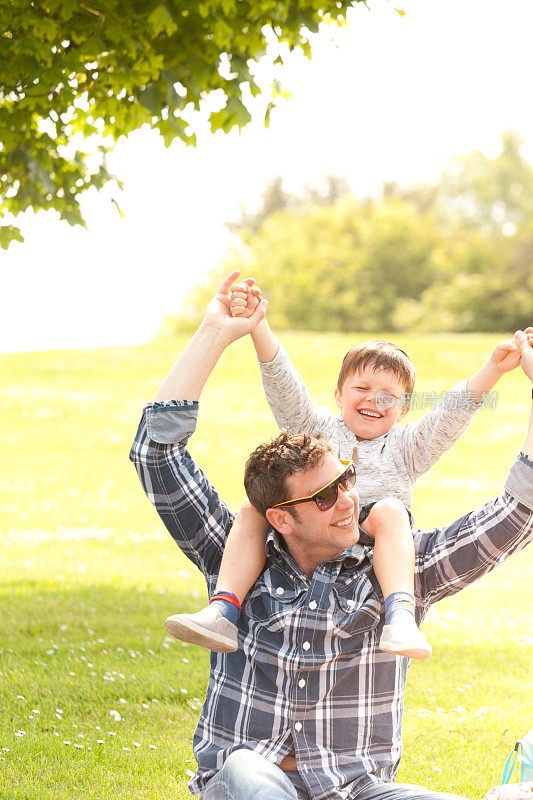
[147, 4, 178, 36]
[0, 225, 24, 250]
[209, 95, 251, 134]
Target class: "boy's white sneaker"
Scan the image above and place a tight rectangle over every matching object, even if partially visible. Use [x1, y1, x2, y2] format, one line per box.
[164, 605, 238, 653]
[379, 620, 432, 660]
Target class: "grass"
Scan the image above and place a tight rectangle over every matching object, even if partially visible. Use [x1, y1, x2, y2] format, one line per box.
[1, 331, 532, 799]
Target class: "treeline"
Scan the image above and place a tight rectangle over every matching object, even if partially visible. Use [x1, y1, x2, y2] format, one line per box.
[165, 131, 533, 334]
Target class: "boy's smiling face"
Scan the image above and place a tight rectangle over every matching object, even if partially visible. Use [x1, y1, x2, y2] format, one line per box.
[334, 365, 409, 440]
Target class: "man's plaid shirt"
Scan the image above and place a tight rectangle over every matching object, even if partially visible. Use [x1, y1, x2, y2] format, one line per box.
[130, 400, 533, 799]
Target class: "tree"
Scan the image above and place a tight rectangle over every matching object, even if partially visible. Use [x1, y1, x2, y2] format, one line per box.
[0, 0, 364, 249]
[166, 195, 442, 334]
[162, 132, 533, 337]
[436, 131, 533, 235]
[226, 173, 351, 234]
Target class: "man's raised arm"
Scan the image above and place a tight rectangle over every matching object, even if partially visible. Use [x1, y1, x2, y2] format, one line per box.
[154, 271, 267, 402]
[130, 272, 267, 580]
[414, 329, 533, 608]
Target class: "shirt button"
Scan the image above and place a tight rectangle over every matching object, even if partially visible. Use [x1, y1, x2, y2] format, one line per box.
[308, 601, 317, 610]
[294, 722, 302, 732]
[269, 754, 277, 763]
[302, 641, 310, 651]
[298, 679, 306, 688]
[276, 587, 284, 595]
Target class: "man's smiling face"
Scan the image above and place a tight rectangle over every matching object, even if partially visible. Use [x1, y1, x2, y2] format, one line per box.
[276, 453, 360, 573]
[334, 365, 409, 440]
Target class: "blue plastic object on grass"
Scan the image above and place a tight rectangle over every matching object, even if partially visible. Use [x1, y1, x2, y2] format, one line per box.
[502, 732, 533, 784]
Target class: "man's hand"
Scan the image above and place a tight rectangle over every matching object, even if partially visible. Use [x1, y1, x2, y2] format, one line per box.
[202, 271, 267, 345]
[515, 327, 533, 382]
[229, 279, 262, 319]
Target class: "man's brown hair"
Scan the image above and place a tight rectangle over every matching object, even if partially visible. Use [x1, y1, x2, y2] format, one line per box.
[337, 340, 416, 395]
[244, 430, 333, 517]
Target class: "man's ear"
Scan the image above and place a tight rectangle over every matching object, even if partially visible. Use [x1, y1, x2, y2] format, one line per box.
[265, 507, 295, 536]
[334, 386, 342, 410]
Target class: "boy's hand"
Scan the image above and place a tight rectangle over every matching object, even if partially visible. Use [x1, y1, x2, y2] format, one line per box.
[515, 327, 533, 383]
[202, 271, 267, 344]
[490, 338, 522, 373]
[229, 279, 263, 318]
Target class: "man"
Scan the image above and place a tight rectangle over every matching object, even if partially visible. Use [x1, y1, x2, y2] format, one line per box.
[130, 272, 533, 800]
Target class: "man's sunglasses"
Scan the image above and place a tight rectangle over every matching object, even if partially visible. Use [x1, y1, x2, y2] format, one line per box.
[272, 461, 356, 512]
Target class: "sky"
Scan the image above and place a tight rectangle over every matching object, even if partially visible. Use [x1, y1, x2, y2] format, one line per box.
[2, 0, 533, 353]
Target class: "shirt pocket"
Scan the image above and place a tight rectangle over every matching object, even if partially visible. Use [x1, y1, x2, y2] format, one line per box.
[244, 566, 306, 630]
[332, 573, 382, 639]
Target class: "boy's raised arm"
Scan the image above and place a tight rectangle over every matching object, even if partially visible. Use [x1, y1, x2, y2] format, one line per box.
[229, 281, 338, 436]
[465, 336, 522, 400]
[397, 333, 530, 481]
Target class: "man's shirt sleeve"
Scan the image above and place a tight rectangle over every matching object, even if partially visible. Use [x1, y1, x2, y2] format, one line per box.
[129, 400, 234, 580]
[414, 454, 533, 607]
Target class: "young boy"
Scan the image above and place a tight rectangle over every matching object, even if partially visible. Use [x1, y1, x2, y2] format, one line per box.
[164, 277, 524, 659]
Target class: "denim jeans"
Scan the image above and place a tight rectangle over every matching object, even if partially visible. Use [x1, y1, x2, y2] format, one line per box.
[199, 750, 468, 800]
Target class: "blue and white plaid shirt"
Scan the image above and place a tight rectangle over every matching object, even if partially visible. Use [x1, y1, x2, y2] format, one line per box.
[130, 400, 533, 799]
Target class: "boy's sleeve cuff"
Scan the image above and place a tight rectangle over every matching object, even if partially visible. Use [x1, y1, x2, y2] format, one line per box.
[145, 400, 199, 444]
[452, 379, 484, 412]
[504, 453, 533, 509]
[258, 343, 286, 374]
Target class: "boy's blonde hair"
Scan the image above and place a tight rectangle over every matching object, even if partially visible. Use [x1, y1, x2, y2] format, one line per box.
[337, 340, 416, 395]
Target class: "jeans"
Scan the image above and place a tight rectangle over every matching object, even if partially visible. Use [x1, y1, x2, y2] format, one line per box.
[199, 750, 468, 800]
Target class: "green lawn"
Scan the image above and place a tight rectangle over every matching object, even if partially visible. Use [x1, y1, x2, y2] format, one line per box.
[1, 331, 532, 799]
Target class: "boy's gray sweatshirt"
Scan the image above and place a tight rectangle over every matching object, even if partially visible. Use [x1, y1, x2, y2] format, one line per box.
[259, 344, 482, 509]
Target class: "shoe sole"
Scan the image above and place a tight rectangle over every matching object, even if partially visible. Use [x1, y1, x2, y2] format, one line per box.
[379, 640, 432, 660]
[164, 616, 238, 653]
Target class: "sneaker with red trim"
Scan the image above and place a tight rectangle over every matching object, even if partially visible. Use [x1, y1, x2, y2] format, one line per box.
[164, 604, 238, 653]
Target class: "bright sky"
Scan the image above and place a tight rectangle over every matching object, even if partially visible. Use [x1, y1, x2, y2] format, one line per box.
[2, 0, 533, 353]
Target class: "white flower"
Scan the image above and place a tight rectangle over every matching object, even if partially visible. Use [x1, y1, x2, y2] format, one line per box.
[97, 739, 105, 744]
[109, 710, 121, 721]
[133, 742, 141, 748]
[14, 730, 26, 737]
[148, 744, 157, 750]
